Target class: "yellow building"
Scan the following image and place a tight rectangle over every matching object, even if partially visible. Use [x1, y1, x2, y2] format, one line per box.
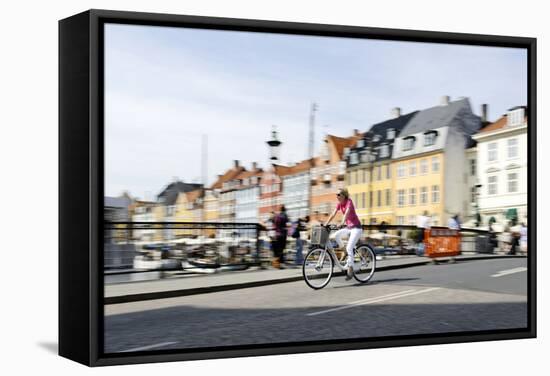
[174, 189, 204, 237]
[345, 108, 418, 225]
[392, 152, 444, 226]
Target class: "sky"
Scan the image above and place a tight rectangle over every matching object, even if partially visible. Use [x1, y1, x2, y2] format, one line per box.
[104, 23, 527, 200]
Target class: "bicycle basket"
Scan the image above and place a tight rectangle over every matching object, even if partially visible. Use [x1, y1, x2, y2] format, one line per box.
[311, 226, 329, 247]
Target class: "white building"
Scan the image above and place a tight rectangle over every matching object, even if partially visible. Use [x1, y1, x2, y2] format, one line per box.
[472, 106, 528, 225]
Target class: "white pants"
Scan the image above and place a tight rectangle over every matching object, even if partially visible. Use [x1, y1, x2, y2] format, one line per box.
[334, 227, 363, 267]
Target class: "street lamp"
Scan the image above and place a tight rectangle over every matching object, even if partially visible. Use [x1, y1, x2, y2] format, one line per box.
[474, 183, 482, 227]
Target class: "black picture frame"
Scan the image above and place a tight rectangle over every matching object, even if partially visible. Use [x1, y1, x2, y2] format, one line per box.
[59, 8, 537, 367]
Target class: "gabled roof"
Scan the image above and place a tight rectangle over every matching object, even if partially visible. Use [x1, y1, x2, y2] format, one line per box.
[399, 98, 479, 137]
[477, 111, 528, 134]
[104, 196, 132, 209]
[327, 133, 363, 159]
[157, 181, 203, 206]
[210, 166, 246, 190]
[275, 158, 315, 177]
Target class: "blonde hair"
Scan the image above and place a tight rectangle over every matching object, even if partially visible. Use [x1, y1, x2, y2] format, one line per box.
[338, 188, 350, 199]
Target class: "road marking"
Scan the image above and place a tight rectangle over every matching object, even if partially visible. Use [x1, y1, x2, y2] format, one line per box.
[491, 267, 527, 278]
[306, 288, 440, 316]
[119, 341, 179, 353]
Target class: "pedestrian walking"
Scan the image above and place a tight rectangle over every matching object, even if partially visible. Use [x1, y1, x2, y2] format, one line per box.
[273, 206, 289, 268]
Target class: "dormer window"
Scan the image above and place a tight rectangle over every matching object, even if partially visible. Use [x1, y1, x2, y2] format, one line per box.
[350, 152, 359, 165]
[356, 139, 365, 148]
[373, 134, 381, 143]
[387, 128, 396, 140]
[424, 131, 437, 146]
[379, 144, 389, 158]
[402, 136, 415, 151]
[507, 108, 525, 127]
[343, 147, 350, 157]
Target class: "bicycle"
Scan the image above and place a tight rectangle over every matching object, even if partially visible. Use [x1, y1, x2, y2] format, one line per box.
[302, 224, 376, 289]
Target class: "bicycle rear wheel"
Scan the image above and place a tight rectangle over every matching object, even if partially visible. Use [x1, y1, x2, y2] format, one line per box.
[353, 245, 376, 283]
[302, 248, 333, 289]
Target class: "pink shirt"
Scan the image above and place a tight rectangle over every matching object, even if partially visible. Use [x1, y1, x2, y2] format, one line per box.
[336, 198, 362, 228]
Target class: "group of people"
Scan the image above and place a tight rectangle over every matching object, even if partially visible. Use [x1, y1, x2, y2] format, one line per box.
[265, 206, 310, 269]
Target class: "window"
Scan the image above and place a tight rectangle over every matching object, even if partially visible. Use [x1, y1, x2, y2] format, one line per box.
[397, 216, 405, 225]
[507, 108, 525, 127]
[358, 169, 364, 184]
[470, 186, 476, 203]
[380, 144, 389, 158]
[409, 188, 416, 206]
[432, 156, 440, 172]
[424, 132, 436, 146]
[403, 137, 415, 151]
[420, 159, 428, 174]
[361, 192, 366, 208]
[376, 165, 382, 181]
[488, 142, 498, 162]
[409, 161, 417, 176]
[488, 175, 498, 195]
[350, 152, 359, 165]
[470, 159, 476, 176]
[385, 189, 391, 206]
[508, 172, 518, 193]
[397, 163, 406, 178]
[387, 128, 396, 140]
[369, 191, 373, 208]
[377, 190, 382, 207]
[420, 186, 428, 204]
[397, 189, 405, 207]
[408, 215, 415, 225]
[351, 170, 357, 185]
[357, 139, 365, 148]
[431, 185, 440, 203]
[386, 164, 391, 179]
[508, 138, 518, 159]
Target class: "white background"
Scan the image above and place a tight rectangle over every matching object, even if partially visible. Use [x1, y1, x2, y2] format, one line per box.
[0, 0, 547, 374]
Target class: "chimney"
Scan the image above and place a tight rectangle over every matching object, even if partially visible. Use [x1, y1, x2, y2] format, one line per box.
[440, 95, 450, 106]
[391, 107, 401, 118]
[353, 129, 360, 136]
[252, 161, 258, 170]
[233, 160, 240, 168]
[481, 104, 488, 123]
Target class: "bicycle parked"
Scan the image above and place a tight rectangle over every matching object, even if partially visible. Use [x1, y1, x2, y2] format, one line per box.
[302, 224, 376, 289]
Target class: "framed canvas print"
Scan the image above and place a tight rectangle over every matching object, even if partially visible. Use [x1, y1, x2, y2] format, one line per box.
[59, 9, 536, 366]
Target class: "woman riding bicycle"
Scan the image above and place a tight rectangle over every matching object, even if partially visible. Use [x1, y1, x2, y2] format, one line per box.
[324, 188, 363, 280]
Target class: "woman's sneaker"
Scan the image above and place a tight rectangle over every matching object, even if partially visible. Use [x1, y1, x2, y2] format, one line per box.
[345, 266, 354, 280]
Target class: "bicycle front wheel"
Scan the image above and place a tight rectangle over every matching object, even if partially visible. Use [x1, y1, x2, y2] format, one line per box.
[302, 248, 333, 289]
[353, 245, 376, 283]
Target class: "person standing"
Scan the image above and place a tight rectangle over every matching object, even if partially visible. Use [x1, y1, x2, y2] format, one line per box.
[416, 211, 431, 256]
[519, 222, 528, 255]
[324, 188, 362, 280]
[448, 214, 461, 230]
[292, 216, 309, 266]
[273, 205, 289, 268]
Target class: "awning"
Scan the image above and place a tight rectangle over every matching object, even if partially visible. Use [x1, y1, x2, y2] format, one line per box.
[505, 208, 518, 220]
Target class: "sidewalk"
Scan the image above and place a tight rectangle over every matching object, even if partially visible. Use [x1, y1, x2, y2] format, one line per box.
[104, 253, 525, 305]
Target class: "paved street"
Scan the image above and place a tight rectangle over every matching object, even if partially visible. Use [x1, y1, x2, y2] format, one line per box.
[104, 258, 528, 353]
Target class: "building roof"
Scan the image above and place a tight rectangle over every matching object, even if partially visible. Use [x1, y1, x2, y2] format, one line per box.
[477, 111, 528, 135]
[327, 133, 363, 159]
[104, 196, 132, 208]
[399, 98, 479, 138]
[274, 158, 315, 177]
[210, 166, 246, 190]
[184, 189, 204, 203]
[157, 181, 203, 206]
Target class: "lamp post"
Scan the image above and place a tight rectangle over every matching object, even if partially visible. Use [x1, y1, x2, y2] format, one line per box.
[474, 183, 482, 227]
[266, 125, 283, 215]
